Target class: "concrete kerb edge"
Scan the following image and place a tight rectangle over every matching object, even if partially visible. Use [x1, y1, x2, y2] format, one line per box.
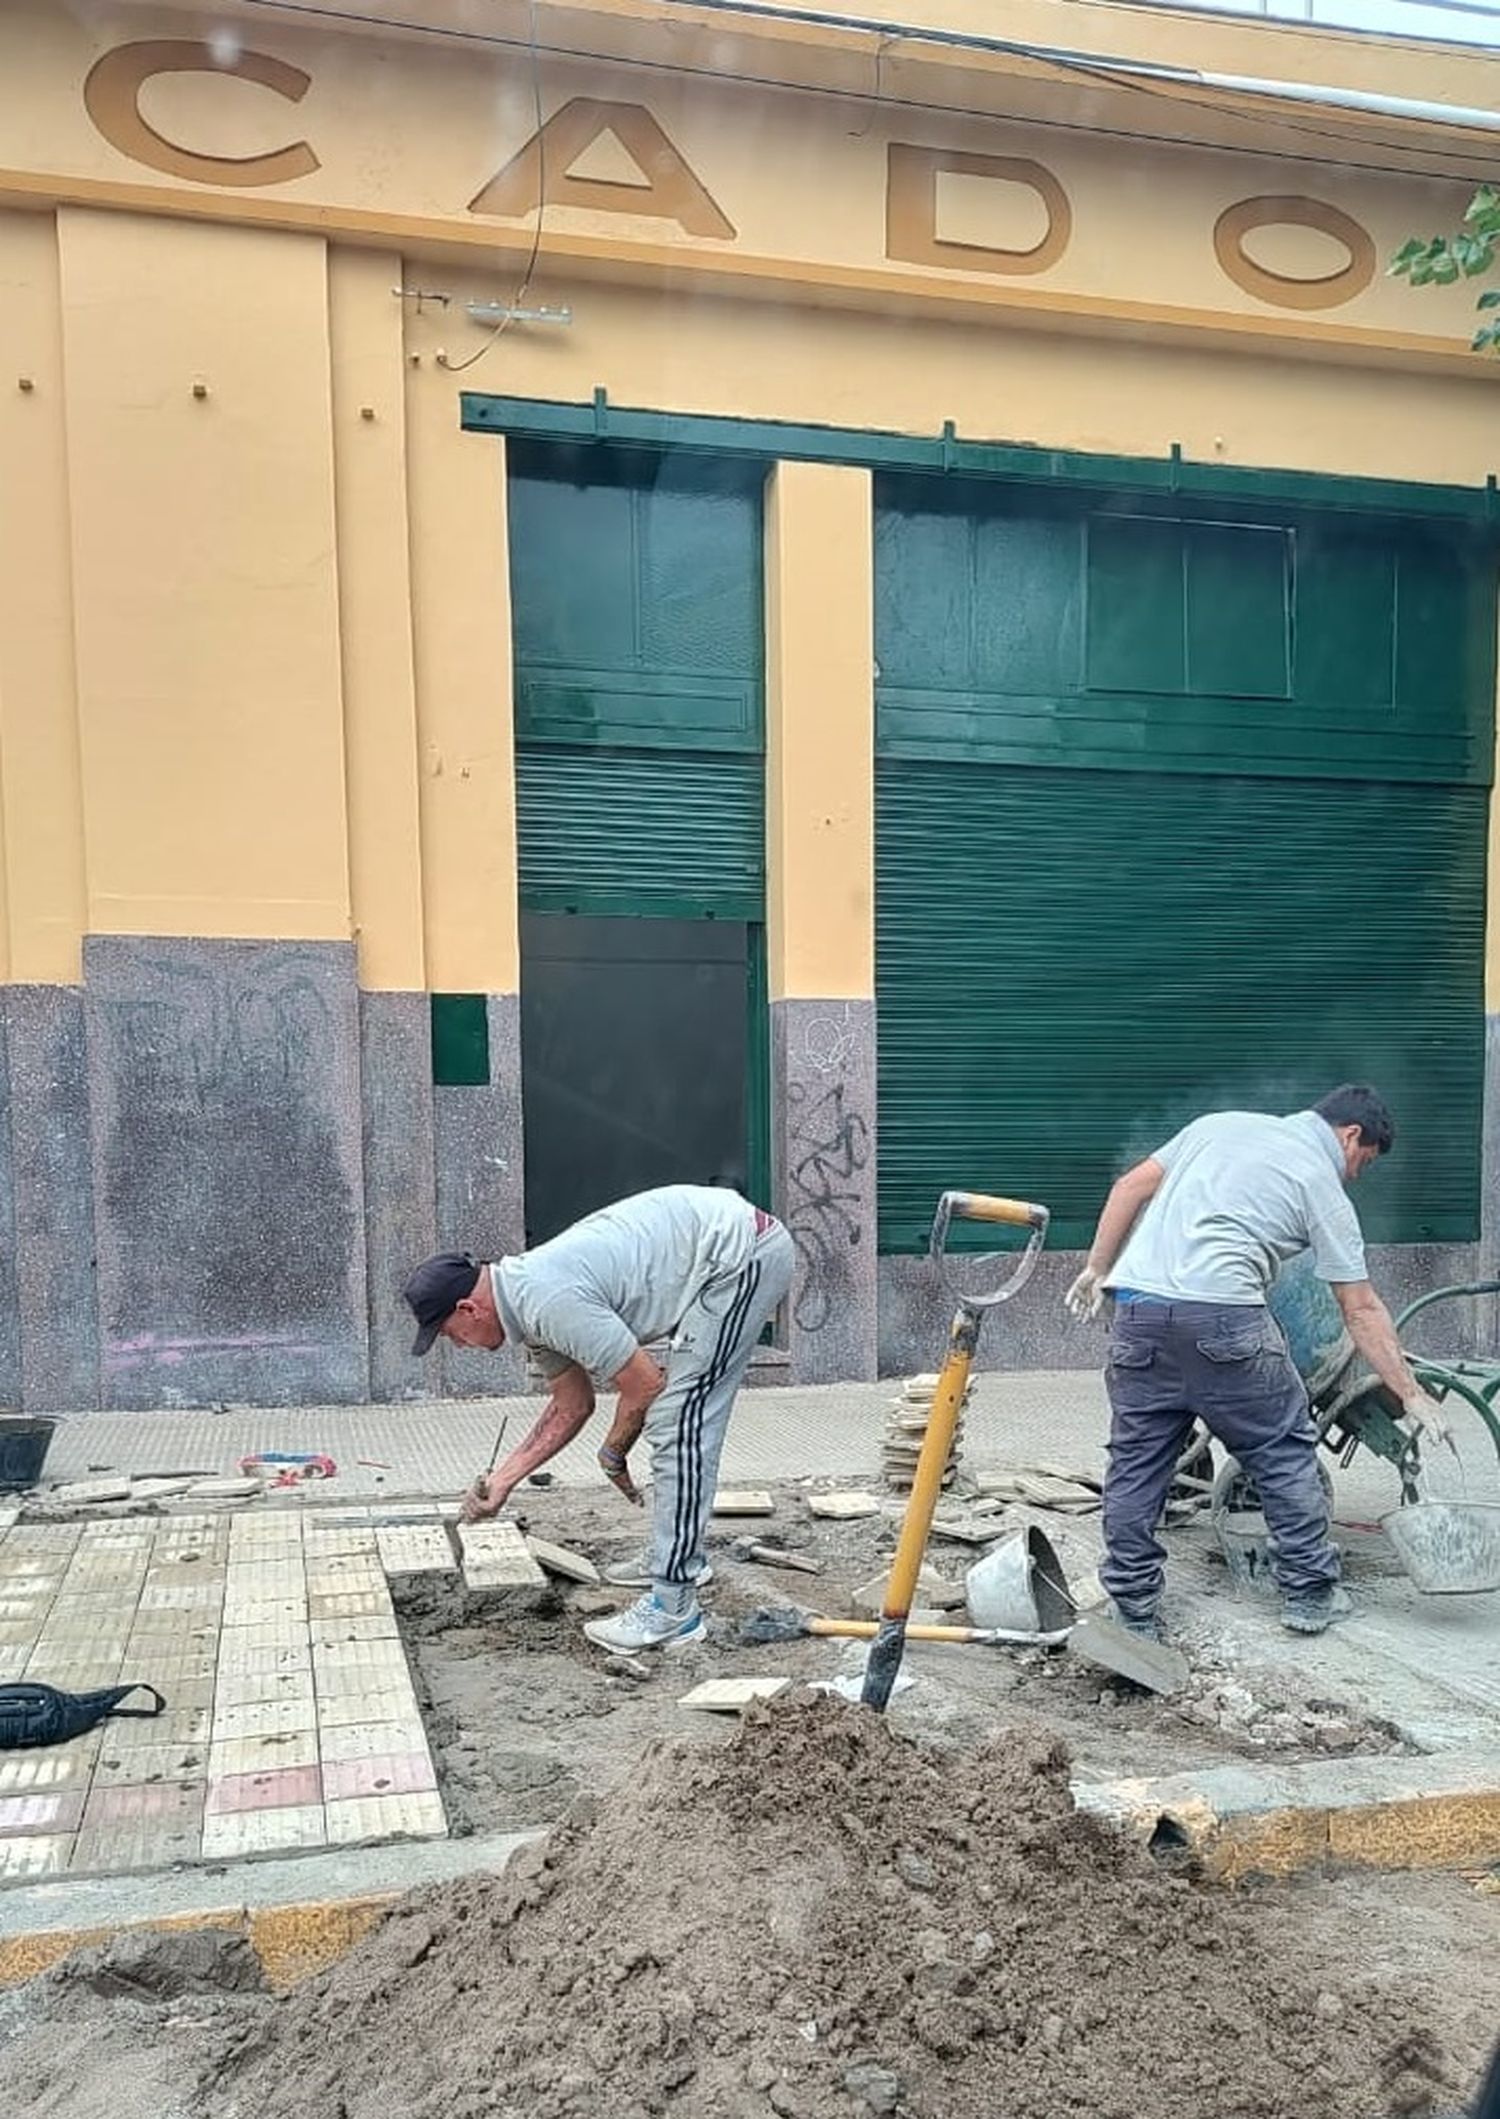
[1074, 1748, 1500, 1882]
[0, 1826, 543, 1992]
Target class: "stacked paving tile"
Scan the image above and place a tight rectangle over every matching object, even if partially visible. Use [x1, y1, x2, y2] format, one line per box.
[0, 1503, 448, 1880]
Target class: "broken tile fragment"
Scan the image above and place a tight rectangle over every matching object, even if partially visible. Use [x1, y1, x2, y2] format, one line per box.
[524, 1536, 600, 1586]
[808, 1492, 883, 1521]
[679, 1677, 790, 1713]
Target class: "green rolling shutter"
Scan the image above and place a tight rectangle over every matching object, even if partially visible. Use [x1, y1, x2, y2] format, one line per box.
[875, 475, 1494, 1252]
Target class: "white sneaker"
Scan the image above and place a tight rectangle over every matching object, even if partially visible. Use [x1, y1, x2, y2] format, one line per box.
[602, 1552, 714, 1589]
[583, 1594, 706, 1655]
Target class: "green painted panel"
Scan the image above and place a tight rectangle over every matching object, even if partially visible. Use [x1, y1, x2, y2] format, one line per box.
[1085, 516, 1185, 695]
[431, 994, 490, 1087]
[974, 515, 1081, 696]
[875, 506, 972, 690]
[1294, 532, 1394, 711]
[516, 747, 764, 918]
[508, 446, 763, 751]
[1187, 525, 1290, 699]
[875, 760, 1485, 1253]
[515, 672, 758, 752]
[510, 477, 638, 673]
[875, 477, 1495, 785]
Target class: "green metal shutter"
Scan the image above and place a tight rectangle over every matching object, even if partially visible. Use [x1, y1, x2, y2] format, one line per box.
[874, 476, 1495, 1252]
[508, 443, 765, 917]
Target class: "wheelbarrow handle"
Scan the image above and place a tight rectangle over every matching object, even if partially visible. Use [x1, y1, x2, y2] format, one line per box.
[1394, 1281, 1500, 1334]
[946, 1190, 1049, 1230]
[929, 1189, 1051, 1311]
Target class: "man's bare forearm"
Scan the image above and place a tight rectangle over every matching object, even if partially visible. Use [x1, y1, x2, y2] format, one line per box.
[490, 1387, 594, 1498]
[1340, 1294, 1422, 1407]
[1086, 1168, 1160, 1277]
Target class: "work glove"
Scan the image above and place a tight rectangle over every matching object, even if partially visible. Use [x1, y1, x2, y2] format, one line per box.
[1064, 1268, 1105, 1323]
[1402, 1390, 1457, 1456]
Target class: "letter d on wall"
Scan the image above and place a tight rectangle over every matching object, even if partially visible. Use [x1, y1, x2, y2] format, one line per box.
[84, 40, 320, 188]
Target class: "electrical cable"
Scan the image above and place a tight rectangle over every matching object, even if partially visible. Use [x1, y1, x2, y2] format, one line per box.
[232, 0, 1500, 185]
[436, 0, 548, 372]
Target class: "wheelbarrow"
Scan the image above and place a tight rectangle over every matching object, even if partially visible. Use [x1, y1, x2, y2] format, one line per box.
[1200, 1256, 1500, 1593]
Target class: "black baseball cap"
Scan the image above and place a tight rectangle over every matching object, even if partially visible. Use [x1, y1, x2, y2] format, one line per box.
[404, 1251, 482, 1356]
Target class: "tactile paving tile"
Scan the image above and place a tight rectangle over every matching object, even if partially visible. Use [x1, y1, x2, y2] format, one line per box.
[457, 1521, 547, 1590]
[0, 1834, 72, 1879]
[206, 1765, 323, 1816]
[317, 1719, 431, 1763]
[321, 1753, 437, 1803]
[316, 1687, 423, 1729]
[200, 1804, 327, 1860]
[208, 1732, 319, 1778]
[324, 1792, 446, 1845]
[72, 1784, 204, 1875]
[375, 1524, 457, 1577]
[310, 1615, 399, 1648]
[0, 1791, 86, 1836]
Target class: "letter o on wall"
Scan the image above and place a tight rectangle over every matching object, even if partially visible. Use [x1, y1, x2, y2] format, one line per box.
[1213, 195, 1375, 311]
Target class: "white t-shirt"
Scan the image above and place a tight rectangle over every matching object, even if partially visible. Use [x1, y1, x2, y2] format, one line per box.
[491, 1184, 759, 1383]
[1105, 1109, 1368, 1306]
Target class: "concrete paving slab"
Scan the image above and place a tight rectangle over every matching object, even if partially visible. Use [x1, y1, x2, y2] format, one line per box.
[324, 1793, 445, 1845]
[457, 1521, 546, 1590]
[201, 1805, 327, 1861]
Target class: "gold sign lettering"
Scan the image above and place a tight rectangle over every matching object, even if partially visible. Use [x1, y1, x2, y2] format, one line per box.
[469, 98, 735, 240]
[1214, 196, 1374, 311]
[83, 39, 320, 188]
[886, 146, 1070, 275]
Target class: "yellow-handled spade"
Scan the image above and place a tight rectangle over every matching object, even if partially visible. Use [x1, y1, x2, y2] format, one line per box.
[861, 1190, 1050, 1712]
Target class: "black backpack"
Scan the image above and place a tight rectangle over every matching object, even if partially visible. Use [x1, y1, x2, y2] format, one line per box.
[0, 1681, 166, 1750]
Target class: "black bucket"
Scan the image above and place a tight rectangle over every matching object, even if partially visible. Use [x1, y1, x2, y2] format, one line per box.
[0, 1418, 56, 1491]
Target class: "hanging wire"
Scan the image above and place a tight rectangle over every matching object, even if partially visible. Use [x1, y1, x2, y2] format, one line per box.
[437, 0, 548, 373]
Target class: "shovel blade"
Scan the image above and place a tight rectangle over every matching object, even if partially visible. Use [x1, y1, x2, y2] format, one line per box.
[859, 1618, 908, 1712]
[1068, 1609, 1188, 1696]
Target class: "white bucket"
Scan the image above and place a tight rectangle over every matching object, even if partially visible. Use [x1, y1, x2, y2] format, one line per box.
[1382, 1500, 1500, 1595]
[966, 1526, 1076, 1633]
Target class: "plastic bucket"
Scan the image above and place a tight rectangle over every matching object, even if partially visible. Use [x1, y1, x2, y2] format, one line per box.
[0, 1417, 56, 1491]
[1382, 1500, 1500, 1595]
[966, 1526, 1076, 1633]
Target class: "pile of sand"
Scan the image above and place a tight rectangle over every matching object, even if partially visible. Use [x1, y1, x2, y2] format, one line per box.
[197, 1693, 1454, 2119]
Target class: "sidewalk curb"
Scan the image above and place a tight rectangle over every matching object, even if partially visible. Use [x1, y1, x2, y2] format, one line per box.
[1074, 1750, 1500, 1882]
[0, 1828, 541, 1991]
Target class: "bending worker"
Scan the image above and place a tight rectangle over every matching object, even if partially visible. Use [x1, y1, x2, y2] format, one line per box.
[1065, 1084, 1448, 1638]
[403, 1184, 793, 1655]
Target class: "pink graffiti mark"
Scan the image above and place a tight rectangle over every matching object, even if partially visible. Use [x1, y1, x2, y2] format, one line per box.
[104, 1332, 321, 1371]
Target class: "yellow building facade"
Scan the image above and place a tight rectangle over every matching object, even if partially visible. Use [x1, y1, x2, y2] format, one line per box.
[0, 0, 1496, 1405]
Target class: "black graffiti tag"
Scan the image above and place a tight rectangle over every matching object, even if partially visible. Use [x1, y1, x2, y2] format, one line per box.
[786, 1080, 869, 1334]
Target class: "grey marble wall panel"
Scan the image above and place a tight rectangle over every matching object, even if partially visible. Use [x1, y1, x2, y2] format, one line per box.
[5, 986, 96, 1410]
[83, 937, 368, 1409]
[771, 997, 877, 1385]
[361, 991, 437, 1403]
[436, 992, 527, 1398]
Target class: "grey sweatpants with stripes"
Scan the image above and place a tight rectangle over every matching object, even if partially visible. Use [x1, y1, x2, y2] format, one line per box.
[647, 1221, 795, 1608]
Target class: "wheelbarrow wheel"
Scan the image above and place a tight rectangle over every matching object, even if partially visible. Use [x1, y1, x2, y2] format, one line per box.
[1210, 1453, 1336, 1587]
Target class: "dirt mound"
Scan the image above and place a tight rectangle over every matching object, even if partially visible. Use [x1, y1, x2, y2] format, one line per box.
[199, 1692, 1452, 2119]
[51, 1928, 266, 2004]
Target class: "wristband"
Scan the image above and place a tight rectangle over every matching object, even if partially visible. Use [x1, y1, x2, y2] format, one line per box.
[598, 1442, 628, 1472]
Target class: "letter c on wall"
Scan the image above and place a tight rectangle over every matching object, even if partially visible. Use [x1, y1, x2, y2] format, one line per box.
[84, 40, 320, 188]
[1213, 195, 1375, 311]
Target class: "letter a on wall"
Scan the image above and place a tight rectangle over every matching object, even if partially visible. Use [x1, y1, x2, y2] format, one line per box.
[470, 98, 735, 240]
